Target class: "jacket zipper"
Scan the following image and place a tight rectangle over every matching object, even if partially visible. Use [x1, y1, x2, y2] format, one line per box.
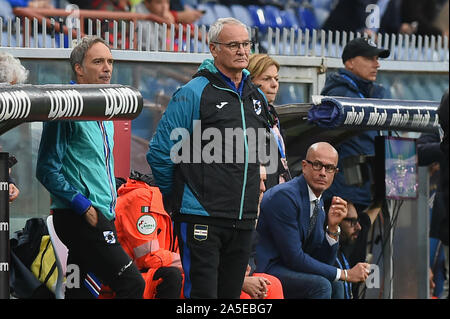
[98, 121, 117, 217]
[212, 84, 248, 220]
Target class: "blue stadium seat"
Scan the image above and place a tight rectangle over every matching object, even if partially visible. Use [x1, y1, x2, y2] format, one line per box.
[276, 0, 291, 6]
[311, 0, 334, 10]
[213, 3, 233, 19]
[312, 0, 334, 28]
[280, 8, 300, 29]
[28, 33, 53, 48]
[297, 6, 319, 31]
[230, 4, 253, 27]
[313, 7, 330, 27]
[0, 0, 15, 22]
[1, 31, 17, 47]
[247, 5, 269, 33]
[1, 1, 12, 47]
[196, 3, 217, 26]
[264, 5, 286, 29]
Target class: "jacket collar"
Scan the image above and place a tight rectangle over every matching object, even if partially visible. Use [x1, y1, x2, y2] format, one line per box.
[297, 175, 313, 238]
[194, 58, 250, 96]
[338, 68, 374, 97]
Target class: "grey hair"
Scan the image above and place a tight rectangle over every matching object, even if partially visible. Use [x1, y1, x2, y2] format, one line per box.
[69, 36, 110, 74]
[208, 17, 248, 44]
[0, 52, 29, 84]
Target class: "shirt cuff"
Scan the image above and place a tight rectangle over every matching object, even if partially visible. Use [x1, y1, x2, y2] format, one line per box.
[71, 193, 92, 216]
[326, 233, 339, 245]
[335, 268, 341, 282]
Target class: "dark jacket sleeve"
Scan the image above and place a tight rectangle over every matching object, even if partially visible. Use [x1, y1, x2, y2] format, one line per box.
[147, 83, 202, 197]
[417, 132, 444, 166]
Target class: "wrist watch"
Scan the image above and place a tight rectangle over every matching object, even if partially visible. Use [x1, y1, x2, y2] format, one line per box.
[326, 225, 341, 237]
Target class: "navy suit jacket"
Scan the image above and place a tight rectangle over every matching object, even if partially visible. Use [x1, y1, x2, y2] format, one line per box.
[255, 175, 339, 281]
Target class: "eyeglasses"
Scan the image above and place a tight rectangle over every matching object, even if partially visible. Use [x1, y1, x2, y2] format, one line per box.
[343, 217, 360, 227]
[305, 159, 338, 173]
[212, 41, 253, 52]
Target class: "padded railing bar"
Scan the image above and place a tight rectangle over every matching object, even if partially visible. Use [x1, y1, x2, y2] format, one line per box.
[0, 83, 143, 299]
[307, 96, 440, 132]
[0, 84, 143, 134]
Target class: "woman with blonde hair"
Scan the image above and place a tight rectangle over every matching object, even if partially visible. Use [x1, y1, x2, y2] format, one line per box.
[248, 53, 291, 188]
[248, 54, 280, 104]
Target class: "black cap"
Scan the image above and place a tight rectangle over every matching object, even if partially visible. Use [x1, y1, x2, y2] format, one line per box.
[342, 37, 390, 63]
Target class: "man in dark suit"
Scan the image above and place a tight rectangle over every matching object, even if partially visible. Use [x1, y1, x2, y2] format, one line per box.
[255, 142, 370, 299]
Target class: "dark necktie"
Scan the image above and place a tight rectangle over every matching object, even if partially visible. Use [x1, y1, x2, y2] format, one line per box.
[307, 199, 319, 238]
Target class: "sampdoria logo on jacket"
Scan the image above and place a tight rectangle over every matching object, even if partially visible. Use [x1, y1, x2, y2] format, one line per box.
[253, 99, 262, 115]
[193, 224, 208, 241]
[103, 231, 116, 244]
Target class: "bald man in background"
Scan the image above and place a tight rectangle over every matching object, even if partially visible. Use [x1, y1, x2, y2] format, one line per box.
[255, 142, 370, 299]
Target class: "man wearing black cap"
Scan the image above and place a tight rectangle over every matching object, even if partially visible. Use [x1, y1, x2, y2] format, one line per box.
[321, 37, 390, 218]
[340, 37, 390, 83]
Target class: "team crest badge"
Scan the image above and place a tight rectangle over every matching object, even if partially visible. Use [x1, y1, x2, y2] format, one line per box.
[103, 231, 116, 244]
[253, 99, 262, 115]
[193, 224, 208, 241]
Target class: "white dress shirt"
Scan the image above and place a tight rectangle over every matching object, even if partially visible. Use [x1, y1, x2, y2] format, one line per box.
[306, 185, 341, 281]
